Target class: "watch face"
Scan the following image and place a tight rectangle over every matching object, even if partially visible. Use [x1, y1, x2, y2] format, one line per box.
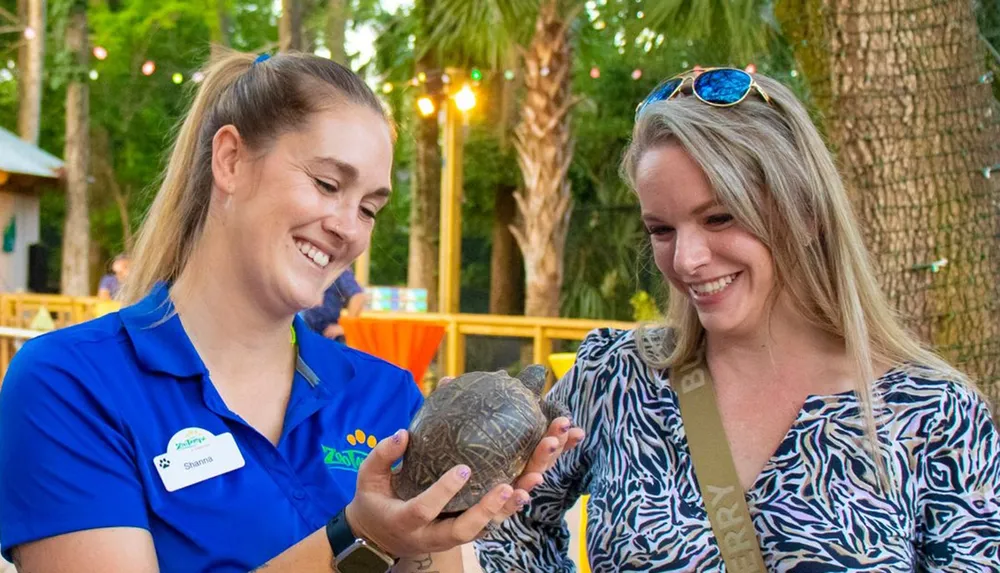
[338, 542, 394, 573]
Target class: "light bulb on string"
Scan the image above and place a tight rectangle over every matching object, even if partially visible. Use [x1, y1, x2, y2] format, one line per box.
[23, 27, 36, 40]
[89, 70, 99, 81]
[590, 67, 600, 79]
[142, 61, 156, 76]
[503, 69, 515, 81]
[453, 84, 476, 112]
[93, 46, 108, 60]
[745, 63, 757, 74]
[172, 73, 184, 85]
[416, 96, 436, 117]
[631, 69, 642, 80]
[470, 68, 482, 82]
[417, 72, 427, 82]
[382, 82, 393, 94]
[192, 71, 205, 83]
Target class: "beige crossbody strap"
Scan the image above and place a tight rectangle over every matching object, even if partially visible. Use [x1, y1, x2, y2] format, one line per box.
[674, 364, 767, 573]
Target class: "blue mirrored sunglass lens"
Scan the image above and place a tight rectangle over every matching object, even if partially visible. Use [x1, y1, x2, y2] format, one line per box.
[693, 69, 752, 105]
[637, 78, 683, 114]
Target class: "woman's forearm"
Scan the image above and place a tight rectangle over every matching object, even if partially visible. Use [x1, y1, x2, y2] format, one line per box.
[250, 528, 334, 572]
[393, 549, 464, 573]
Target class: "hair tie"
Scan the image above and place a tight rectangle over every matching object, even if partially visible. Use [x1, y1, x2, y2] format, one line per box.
[253, 53, 271, 65]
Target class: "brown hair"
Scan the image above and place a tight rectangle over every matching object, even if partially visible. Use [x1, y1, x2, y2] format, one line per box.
[121, 49, 390, 304]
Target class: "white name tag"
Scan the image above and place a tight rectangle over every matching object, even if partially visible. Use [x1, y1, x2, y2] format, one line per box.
[154, 427, 245, 492]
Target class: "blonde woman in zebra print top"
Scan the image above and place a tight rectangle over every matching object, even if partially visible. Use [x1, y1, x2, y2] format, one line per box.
[475, 69, 1000, 571]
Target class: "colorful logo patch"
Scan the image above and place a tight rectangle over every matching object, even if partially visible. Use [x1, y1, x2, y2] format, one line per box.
[323, 429, 378, 473]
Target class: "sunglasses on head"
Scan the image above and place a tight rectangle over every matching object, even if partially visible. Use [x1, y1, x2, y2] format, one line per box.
[635, 67, 771, 119]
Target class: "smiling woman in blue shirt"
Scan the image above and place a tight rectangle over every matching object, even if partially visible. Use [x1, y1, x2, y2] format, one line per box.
[0, 50, 582, 573]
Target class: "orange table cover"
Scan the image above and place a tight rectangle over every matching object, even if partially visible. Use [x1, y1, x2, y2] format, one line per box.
[339, 316, 446, 391]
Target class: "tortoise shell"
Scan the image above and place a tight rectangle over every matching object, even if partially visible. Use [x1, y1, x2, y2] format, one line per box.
[391, 364, 568, 514]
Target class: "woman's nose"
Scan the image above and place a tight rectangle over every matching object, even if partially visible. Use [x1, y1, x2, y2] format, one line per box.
[673, 229, 711, 275]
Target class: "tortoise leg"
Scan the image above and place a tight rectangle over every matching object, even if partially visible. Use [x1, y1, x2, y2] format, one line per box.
[540, 399, 572, 426]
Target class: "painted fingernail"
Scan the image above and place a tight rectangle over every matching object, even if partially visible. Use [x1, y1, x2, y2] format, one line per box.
[549, 445, 558, 454]
[517, 496, 529, 507]
[500, 489, 512, 501]
[392, 429, 404, 444]
[560, 424, 571, 433]
[458, 466, 471, 480]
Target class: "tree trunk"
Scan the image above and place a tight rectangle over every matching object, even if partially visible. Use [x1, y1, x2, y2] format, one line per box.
[510, 0, 577, 317]
[215, 0, 232, 47]
[326, 0, 348, 66]
[17, 0, 44, 145]
[61, 3, 90, 296]
[408, 71, 442, 312]
[408, 0, 441, 312]
[488, 52, 524, 315]
[778, 0, 1000, 402]
[279, 0, 304, 52]
[489, 183, 524, 315]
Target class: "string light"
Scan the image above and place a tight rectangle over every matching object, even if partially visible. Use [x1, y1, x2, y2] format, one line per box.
[590, 67, 600, 79]
[89, 70, 99, 80]
[470, 68, 482, 82]
[23, 27, 35, 40]
[745, 63, 757, 74]
[192, 71, 205, 83]
[540, 66, 550, 77]
[417, 72, 427, 82]
[504, 70, 515, 81]
[453, 84, 476, 112]
[93, 46, 108, 60]
[631, 69, 642, 80]
[382, 82, 393, 94]
[141, 61, 156, 76]
[416, 96, 436, 117]
[172, 73, 183, 84]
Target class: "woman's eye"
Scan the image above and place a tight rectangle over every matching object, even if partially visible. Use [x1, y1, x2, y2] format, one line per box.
[645, 225, 674, 237]
[314, 178, 338, 193]
[706, 213, 734, 227]
[360, 205, 378, 221]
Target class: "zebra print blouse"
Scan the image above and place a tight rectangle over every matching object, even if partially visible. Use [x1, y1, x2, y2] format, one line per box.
[475, 328, 1000, 572]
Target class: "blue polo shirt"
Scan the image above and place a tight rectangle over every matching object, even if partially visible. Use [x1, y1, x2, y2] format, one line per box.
[0, 283, 423, 572]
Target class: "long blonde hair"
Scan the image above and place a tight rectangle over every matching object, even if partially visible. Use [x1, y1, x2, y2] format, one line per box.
[121, 49, 389, 305]
[621, 73, 972, 479]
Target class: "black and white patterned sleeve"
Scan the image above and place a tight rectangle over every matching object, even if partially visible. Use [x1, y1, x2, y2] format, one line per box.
[917, 383, 1000, 571]
[474, 328, 625, 573]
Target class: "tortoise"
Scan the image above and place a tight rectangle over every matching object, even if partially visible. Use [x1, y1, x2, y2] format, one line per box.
[391, 364, 571, 515]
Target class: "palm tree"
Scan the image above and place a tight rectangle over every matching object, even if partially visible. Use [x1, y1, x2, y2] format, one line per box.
[777, 0, 1000, 402]
[427, 0, 767, 317]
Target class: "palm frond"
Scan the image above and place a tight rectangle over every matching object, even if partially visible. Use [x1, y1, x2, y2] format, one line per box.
[421, 0, 539, 69]
[642, 0, 774, 64]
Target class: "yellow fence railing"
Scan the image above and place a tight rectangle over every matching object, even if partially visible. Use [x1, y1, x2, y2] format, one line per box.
[353, 312, 634, 380]
[0, 294, 635, 384]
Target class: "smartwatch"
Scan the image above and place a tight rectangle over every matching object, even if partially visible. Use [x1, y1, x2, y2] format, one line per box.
[326, 509, 395, 573]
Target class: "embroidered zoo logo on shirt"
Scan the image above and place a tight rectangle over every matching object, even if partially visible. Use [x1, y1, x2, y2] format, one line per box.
[322, 429, 378, 473]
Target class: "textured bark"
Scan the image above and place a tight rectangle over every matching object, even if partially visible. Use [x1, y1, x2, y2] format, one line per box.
[490, 183, 524, 315]
[326, 0, 348, 65]
[511, 0, 577, 317]
[61, 4, 90, 296]
[17, 0, 44, 145]
[408, 0, 441, 312]
[779, 0, 1000, 402]
[489, 51, 524, 315]
[215, 0, 232, 47]
[279, 0, 304, 52]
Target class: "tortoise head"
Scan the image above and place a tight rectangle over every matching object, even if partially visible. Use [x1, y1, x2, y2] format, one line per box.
[515, 364, 547, 397]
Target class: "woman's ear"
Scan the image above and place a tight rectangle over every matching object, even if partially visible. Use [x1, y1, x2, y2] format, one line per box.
[211, 125, 241, 197]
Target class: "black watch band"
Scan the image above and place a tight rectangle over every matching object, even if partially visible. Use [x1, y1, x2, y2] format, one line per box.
[326, 509, 396, 573]
[325, 509, 357, 557]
